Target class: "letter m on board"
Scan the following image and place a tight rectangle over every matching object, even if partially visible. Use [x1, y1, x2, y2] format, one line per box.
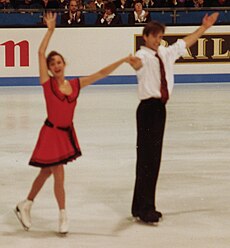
[1, 40, 29, 67]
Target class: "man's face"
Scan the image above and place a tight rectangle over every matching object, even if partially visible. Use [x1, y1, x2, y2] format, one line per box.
[143, 31, 164, 51]
[69, 0, 77, 13]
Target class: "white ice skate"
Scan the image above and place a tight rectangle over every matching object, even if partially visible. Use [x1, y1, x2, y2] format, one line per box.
[59, 209, 69, 235]
[14, 199, 33, 231]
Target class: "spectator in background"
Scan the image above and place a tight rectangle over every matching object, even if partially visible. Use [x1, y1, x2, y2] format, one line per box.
[58, 0, 69, 8]
[39, 0, 60, 25]
[115, 0, 132, 9]
[193, 0, 207, 7]
[74, 0, 85, 9]
[96, 2, 123, 25]
[128, 0, 151, 25]
[128, 0, 161, 7]
[176, 0, 186, 7]
[95, 0, 104, 9]
[0, 0, 13, 8]
[142, 0, 156, 8]
[61, 0, 85, 25]
[85, 0, 97, 9]
[164, 0, 186, 7]
[185, 0, 209, 7]
[11, 0, 33, 8]
[212, 0, 230, 6]
[40, 0, 60, 9]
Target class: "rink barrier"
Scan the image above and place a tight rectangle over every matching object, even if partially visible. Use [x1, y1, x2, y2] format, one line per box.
[0, 26, 229, 82]
[0, 74, 230, 86]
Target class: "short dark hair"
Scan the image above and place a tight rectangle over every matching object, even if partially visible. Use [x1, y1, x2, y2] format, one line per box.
[104, 2, 116, 13]
[46, 51, 66, 68]
[134, 0, 143, 6]
[143, 21, 165, 37]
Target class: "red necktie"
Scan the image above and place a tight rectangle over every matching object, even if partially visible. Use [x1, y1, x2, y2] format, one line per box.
[155, 53, 169, 104]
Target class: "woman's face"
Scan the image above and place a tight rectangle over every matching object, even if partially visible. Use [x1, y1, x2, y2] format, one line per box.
[105, 8, 112, 15]
[134, 2, 143, 11]
[48, 55, 66, 77]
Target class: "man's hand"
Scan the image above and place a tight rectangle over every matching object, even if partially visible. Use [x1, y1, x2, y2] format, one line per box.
[184, 12, 219, 48]
[202, 12, 219, 29]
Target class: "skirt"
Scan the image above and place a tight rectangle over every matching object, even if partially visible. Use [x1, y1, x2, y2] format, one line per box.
[29, 119, 82, 168]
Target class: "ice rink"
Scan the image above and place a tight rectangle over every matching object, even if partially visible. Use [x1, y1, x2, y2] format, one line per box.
[0, 83, 230, 248]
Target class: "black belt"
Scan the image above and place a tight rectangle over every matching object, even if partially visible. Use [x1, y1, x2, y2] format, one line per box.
[44, 119, 71, 131]
[44, 119, 79, 153]
[141, 97, 162, 104]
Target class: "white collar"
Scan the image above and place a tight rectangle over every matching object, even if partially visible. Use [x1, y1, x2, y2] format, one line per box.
[134, 10, 146, 21]
[141, 46, 158, 55]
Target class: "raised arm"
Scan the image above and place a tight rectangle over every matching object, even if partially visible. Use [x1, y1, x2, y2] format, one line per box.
[79, 56, 131, 88]
[183, 12, 219, 48]
[38, 12, 57, 84]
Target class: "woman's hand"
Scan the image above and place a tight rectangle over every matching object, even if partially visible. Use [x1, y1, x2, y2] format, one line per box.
[39, 12, 57, 84]
[126, 55, 143, 70]
[44, 12, 57, 31]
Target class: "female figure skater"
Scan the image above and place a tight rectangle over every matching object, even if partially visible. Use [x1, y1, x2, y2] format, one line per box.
[15, 12, 130, 234]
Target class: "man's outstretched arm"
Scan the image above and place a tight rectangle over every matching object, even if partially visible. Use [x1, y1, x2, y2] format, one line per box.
[183, 12, 219, 48]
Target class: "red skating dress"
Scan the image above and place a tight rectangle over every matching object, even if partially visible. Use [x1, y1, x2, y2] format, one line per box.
[29, 77, 82, 168]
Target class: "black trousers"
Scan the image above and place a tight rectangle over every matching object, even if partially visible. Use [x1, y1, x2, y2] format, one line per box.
[131, 98, 166, 215]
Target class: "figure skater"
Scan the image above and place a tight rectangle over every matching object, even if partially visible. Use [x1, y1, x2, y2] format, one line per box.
[129, 12, 219, 224]
[15, 12, 130, 234]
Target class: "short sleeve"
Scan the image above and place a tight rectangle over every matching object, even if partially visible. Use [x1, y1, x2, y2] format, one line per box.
[42, 78, 51, 88]
[73, 78, 80, 98]
[163, 39, 186, 62]
[135, 49, 146, 72]
[42, 78, 52, 97]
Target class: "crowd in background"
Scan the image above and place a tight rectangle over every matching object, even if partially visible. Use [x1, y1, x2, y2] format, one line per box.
[0, 0, 229, 10]
[0, 0, 229, 26]
[59, 0, 229, 26]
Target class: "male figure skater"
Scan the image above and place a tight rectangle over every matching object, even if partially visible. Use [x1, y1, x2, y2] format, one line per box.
[129, 12, 219, 224]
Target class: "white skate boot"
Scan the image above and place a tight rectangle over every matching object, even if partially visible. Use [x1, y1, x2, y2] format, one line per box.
[14, 199, 33, 231]
[59, 209, 69, 234]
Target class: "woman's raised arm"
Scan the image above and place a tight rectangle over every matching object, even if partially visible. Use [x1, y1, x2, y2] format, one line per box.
[79, 56, 131, 88]
[38, 12, 57, 84]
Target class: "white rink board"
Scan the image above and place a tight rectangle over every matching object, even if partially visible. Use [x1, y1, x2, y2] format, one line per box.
[0, 26, 229, 78]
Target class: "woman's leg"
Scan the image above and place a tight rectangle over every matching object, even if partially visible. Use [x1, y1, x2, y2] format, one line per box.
[16, 167, 52, 230]
[27, 167, 52, 201]
[50, 165, 65, 210]
[50, 165, 68, 234]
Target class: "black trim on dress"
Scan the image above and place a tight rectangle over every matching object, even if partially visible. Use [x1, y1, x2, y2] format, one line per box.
[29, 119, 82, 168]
[50, 77, 79, 103]
[50, 77, 66, 101]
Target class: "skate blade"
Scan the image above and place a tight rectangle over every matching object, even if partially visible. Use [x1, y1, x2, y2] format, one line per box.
[14, 207, 29, 231]
[133, 216, 158, 226]
[58, 231, 68, 237]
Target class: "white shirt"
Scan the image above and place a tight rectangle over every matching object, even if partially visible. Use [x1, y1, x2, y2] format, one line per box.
[135, 39, 186, 100]
[101, 13, 115, 24]
[134, 10, 147, 23]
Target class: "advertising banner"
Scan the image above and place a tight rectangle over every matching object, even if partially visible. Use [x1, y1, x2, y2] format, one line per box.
[0, 26, 229, 85]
